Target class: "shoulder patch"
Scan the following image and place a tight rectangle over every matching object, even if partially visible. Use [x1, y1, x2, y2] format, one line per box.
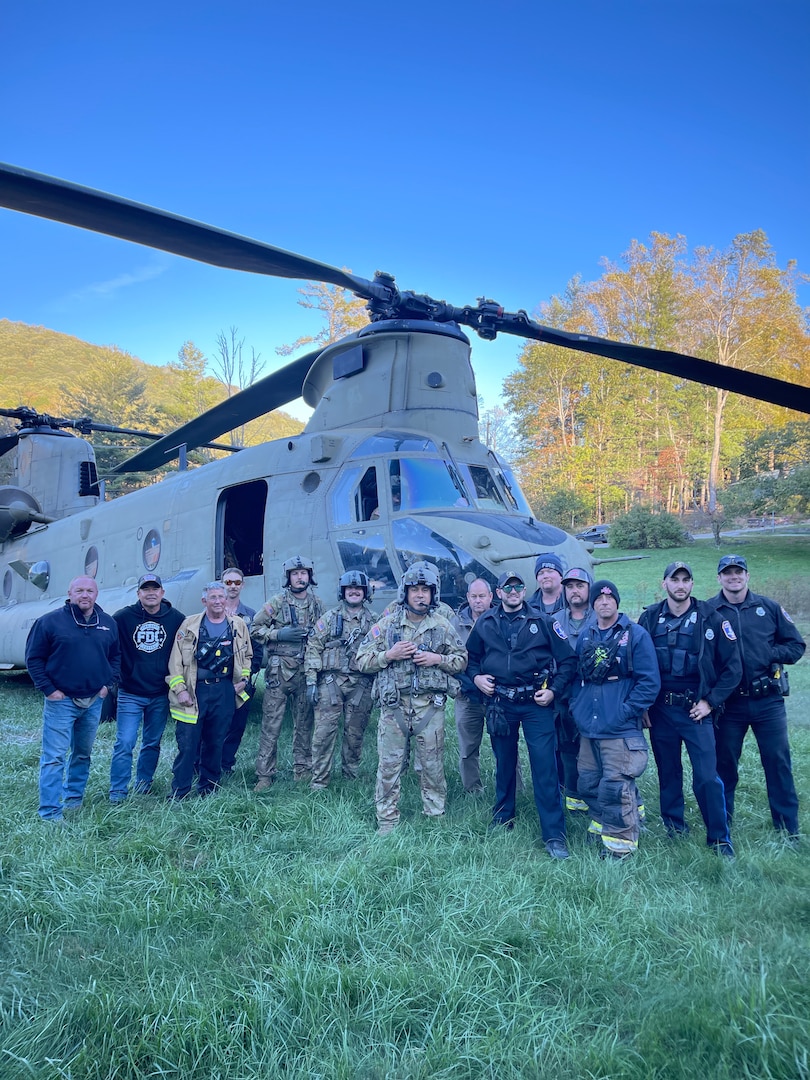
[552, 620, 568, 640]
[371, 625, 382, 638]
[721, 620, 736, 641]
[618, 631, 630, 647]
[316, 618, 326, 632]
[176, 630, 185, 641]
[781, 607, 795, 624]
[264, 603, 275, 615]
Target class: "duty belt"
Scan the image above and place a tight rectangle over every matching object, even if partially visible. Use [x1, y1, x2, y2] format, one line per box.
[662, 690, 696, 707]
[494, 683, 536, 704]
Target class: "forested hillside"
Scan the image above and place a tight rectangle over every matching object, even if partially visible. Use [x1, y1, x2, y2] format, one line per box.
[0, 320, 304, 491]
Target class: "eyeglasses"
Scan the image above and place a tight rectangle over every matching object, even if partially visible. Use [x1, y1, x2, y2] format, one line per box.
[500, 583, 525, 594]
[223, 579, 243, 586]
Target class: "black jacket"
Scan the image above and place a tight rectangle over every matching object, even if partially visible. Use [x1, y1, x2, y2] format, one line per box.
[705, 589, 805, 687]
[113, 599, 186, 697]
[465, 604, 577, 696]
[638, 597, 742, 709]
[26, 601, 120, 698]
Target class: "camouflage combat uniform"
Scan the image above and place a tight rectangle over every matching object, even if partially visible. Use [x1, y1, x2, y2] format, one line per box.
[252, 587, 324, 781]
[356, 605, 467, 830]
[304, 599, 375, 788]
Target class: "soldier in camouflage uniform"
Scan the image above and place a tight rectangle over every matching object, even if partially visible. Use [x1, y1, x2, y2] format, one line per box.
[356, 564, 467, 835]
[252, 556, 324, 788]
[304, 570, 376, 789]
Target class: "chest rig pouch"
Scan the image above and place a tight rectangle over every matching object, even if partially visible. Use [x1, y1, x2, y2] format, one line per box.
[195, 621, 234, 678]
[579, 618, 633, 684]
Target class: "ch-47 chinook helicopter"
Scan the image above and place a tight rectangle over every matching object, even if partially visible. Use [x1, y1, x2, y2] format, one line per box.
[1, 163, 809, 670]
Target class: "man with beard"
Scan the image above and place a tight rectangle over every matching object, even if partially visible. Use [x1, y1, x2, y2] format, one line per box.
[638, 562, 741, 857]
[707, 554, 805, 843]
[465, 569, 577, 858]
[252, 556, 324, 788]
[555, 566, 595, 814]
[356, 564, 467, 835]
[26, 576, 120, 822]
[109, 573, 185, 802]
[529, 553, 566, 615]
[304, 570, 376, 789]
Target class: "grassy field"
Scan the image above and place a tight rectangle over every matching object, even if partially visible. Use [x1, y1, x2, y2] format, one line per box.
[1, 537, 809, 1079]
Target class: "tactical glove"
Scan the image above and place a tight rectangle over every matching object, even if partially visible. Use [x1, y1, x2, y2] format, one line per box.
[306, 684, 319, 706]
[278, 626, 306, 643]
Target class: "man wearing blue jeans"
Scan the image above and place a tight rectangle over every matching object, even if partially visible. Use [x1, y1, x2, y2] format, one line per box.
[25, 576, 121, 821]
[109, 574, 185, 802]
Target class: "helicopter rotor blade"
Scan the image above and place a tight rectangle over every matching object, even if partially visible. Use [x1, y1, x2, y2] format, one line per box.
[112, 347, 321, 473]
[0, 163, 384, 298]
[444, 305, 810, 415]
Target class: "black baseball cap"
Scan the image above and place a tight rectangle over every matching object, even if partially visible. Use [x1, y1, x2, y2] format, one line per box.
[562, 566, 593, 585]
[663, 561, 693, 579]
[497, 569, 525, 589]
[717, 555, 747, 573]
[138, 573, 163, 588]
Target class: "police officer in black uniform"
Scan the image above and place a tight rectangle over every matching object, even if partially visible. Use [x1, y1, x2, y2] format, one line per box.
[638, 561, 741, 856]
[707, 554, 805, 842]
[465, 568, 577, 858]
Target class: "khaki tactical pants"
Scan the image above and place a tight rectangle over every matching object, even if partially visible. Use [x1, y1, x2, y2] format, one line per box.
[310, 673, 373, 787]
[256, 666, 313, 780]
[375, 694, 447, 828]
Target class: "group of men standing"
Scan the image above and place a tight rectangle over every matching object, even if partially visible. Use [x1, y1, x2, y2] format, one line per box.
[25, 549, 805, 862]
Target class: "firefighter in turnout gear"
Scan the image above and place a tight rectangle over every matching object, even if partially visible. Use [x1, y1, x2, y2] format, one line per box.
[356, 564, 467, 835]
[304, 571, 376, 789]
[252, 556, 324, 788]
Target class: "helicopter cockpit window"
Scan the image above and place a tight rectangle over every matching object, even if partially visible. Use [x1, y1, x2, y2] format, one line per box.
[350, 432, 437, 458]
[488, 451, 533, 515]
[331, 466, 379, 525]
[391, 517, 494, 611]
[337, 533, 396, 593]
[390, 459, 469, 513]
[460, 465, 506, 510]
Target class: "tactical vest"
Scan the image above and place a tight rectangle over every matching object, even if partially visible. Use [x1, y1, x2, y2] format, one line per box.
[271, 593, 320, 658]
[321, 606, 374, 674]
[376, 622, 453, 704]
[578, 616, 634, 684]
[651, 605, 700, 680]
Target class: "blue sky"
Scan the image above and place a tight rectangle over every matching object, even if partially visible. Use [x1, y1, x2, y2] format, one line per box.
[2, 0, 808, 423]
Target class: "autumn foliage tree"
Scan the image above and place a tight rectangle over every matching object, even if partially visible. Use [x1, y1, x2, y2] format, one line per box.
[505, 231, 810, 527]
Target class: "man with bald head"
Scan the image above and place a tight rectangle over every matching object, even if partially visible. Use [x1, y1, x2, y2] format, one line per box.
[26, 576, 121, 822]
[451, 578, 494, 794]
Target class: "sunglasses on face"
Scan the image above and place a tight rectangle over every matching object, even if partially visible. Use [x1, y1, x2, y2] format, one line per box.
[223, 579, 243, 586]
[500, 583, 525, 594]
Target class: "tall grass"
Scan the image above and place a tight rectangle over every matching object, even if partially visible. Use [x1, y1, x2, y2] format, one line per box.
[1, 539, 808, 1079]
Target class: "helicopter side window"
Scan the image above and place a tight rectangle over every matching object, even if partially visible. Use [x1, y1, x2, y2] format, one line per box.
[393, 459, 469, 512]
[358, 466, 379, 521]
[217, 479, 268, 578]
[337, 534, 396, 592]
[461, 465, 507, 510]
